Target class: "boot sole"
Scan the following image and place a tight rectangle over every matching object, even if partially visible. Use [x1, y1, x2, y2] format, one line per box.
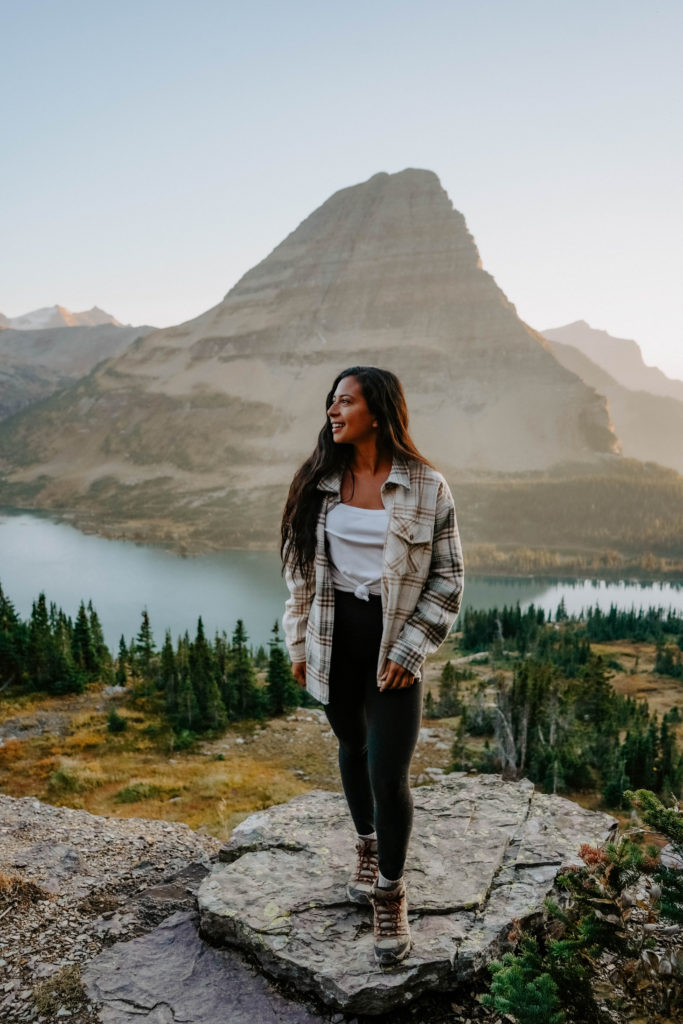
[346, 884, 372, 905]
[374, 940, 413, 968]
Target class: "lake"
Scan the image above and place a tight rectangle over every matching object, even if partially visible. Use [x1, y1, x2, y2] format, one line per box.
[0, 511, 681, 651]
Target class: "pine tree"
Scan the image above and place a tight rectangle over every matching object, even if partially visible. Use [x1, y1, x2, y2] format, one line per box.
[481, 937, 565, 1024]
[451, 715, 469, 771]
[189, 618, 226, 731]
[51, 617, 83, 695]
[160, 631, 177, 713]
[72, 601, 97, 677]
[228, 619, 262, 719]
[0, 583, 24, 691]
[437, 660, 461, 717]
[115, 635, 128, 685]
[253, 644, 268, 669]
[27, 593, 52, 690]
[626, 788, 683, 925]
[266, 621, 298, 716]
[174, 666, 200, 731]
[213, 630, 235, 718]
[135, 610, 155, 677]
[602, 751, 631, 808]
[656, 718, 679, 800]
[87, 600, 109, 674]
[189, 618, 212, 715]
[204, 671, 227, 731]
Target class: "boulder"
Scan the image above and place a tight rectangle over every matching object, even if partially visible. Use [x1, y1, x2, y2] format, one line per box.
[83, 911, 322, 1024]
[198, 775, 616, 1014]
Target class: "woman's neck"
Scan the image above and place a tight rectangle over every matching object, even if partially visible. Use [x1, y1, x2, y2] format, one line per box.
[341, 445, 392, 508]
[348, 442, 391, 477]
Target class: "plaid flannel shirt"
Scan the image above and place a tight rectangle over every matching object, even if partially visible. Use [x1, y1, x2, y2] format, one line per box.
[282, 457, 464, 705]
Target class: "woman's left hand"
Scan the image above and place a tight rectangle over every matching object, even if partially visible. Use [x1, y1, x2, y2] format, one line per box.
[379, 660, 415, 691]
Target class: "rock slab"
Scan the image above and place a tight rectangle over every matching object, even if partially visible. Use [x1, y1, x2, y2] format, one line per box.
[198, 775, 616, 1014]
[83, 911, 322, 1024]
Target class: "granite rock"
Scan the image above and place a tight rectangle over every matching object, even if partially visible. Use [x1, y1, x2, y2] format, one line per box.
[83, 911, 322, 1024]
[199, 775, 616, 1014]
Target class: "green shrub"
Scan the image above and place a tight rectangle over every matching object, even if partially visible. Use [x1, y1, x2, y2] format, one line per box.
[106, 708, 127, 733]
[114, 782, 162, 803]
[172, 729, 197, 751]
[481, 937, 565, 1024]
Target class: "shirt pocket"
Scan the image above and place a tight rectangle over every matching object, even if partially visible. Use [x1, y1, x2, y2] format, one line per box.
[385, 516, 433, 576]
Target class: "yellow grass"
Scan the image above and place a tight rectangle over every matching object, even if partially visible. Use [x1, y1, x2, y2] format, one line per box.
[0, 701, 328, 838]
[591, 640, 683, 743]
[1, 639, 680, 837]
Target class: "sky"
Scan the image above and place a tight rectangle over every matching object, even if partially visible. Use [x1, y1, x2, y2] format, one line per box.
[1, 0, 682, 378]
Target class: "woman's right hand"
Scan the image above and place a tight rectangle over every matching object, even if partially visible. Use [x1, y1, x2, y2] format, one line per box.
[291, 661, 307, 688]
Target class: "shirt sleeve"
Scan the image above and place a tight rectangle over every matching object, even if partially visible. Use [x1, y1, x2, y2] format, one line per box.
[282, 560, 315, 664]
[387, 479, 464, 676]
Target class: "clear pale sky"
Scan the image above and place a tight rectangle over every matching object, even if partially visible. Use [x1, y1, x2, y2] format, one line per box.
[2, 0, 682, 378]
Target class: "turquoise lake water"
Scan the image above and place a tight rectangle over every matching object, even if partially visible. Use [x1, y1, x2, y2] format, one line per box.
[0, 511, 681, 650]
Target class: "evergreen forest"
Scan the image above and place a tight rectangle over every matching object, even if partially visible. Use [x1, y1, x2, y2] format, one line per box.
[2, 581, 682, 811]
[0, 582, 306, 746]
[430, 601, 683, 809]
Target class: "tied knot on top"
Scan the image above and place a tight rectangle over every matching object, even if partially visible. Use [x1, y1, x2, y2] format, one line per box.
[354, 582, 371, 602]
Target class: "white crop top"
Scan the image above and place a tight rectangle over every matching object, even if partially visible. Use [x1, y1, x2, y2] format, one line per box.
[325, 503, 389, 600]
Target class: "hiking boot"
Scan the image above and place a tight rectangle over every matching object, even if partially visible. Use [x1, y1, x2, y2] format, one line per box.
[346, 836, 379, 905]
[370, 879, 412, 967]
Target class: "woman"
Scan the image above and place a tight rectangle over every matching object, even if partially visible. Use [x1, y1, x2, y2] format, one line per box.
[281, 366, 464, 967]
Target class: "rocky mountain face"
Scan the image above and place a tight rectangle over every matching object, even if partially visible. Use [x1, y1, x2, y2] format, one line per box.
[0, 170, 619, 548]
[0, 324, 152, 420]
[546, 337, 683, 475]
[542, 320, 683, 403]
[0, 304, 123, 330]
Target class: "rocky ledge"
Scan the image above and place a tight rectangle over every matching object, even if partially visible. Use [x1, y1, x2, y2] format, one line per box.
[198, 774, 616, 1014]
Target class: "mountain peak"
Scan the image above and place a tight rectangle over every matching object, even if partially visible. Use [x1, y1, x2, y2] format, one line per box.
[221, 167, 474, 310]
[0, 170, 620, 550]
[542, 321, 683, 401]
[1, 305, 123, 330]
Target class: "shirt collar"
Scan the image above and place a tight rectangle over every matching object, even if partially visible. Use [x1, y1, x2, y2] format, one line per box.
[318, 455, 410, 494]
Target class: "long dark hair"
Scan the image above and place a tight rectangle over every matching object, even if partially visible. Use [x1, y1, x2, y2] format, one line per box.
[281, 366, 431, 578]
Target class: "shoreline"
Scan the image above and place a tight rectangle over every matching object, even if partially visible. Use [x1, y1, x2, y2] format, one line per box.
[2, 503, 682, 583]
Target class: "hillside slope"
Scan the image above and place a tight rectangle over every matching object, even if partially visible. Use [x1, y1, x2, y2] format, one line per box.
[0, 324, 152, 419]
[546, 338, 683, 475]
[542, 320, 683, 402]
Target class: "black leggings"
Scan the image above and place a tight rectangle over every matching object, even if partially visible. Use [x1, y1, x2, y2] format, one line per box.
[324, 589, 423, 880]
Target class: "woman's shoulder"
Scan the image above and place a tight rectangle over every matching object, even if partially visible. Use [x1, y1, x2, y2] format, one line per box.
[403, 458, 449, 490]
[396, 459, 454, 514]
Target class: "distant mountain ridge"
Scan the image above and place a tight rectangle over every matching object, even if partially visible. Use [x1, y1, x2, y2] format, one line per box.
[542, 320, 683, 403]
[545, 336, 683, 475]
[0, 168, 652, 553]
[0, 304, 123, 330]
[0, 322, 153, 420]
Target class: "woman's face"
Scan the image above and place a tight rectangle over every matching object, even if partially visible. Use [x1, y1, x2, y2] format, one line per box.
[327, 375, 378, 447]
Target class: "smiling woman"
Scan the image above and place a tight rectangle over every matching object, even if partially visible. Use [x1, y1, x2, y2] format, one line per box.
[280, 365, 464, 967]
[328, 376, 378, 450]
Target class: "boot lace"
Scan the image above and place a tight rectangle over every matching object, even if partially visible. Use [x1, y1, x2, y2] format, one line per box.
[373, 891, 409, 938]
[353, 839, 378, 885]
